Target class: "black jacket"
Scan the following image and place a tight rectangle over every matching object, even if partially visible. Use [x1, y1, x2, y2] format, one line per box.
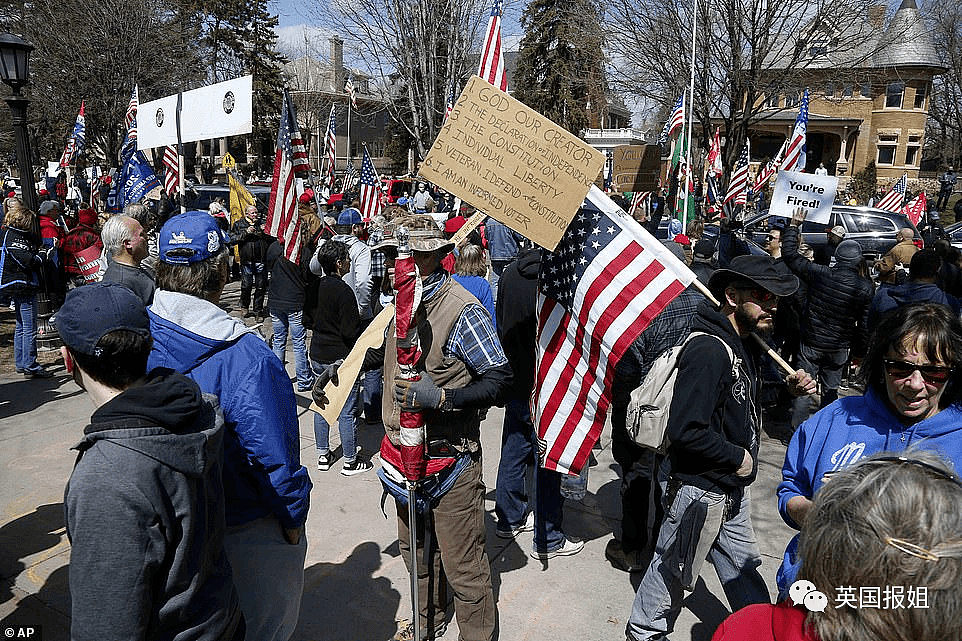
[495, 248, 540, 400]
[266, 240, 310, 314]
[0, 226, 41, 294]
[781, 226, 874, 352]
[666, 300, 761, 495]
[229, 218, 272, 264]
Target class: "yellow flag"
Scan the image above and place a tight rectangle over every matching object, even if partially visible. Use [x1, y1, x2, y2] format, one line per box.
[224, 153, 255, 225]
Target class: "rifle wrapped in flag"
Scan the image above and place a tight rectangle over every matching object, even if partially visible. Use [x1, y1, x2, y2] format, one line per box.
[534, 186, 697, 475]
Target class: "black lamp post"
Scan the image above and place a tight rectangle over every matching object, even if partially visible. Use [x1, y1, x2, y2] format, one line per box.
[0, 33, 37, 213]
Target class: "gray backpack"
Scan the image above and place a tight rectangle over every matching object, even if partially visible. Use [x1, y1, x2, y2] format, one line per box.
[625, 332, 736, 453]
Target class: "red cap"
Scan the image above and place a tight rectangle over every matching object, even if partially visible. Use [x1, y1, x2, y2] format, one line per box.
[444, 216, 466, 233]
[298, 193, 312, 204]
[673, 233, 691, 246]
[38, 189, 48, 196]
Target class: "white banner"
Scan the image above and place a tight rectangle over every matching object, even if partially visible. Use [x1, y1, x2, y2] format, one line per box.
[770, 169, 838, 225]
[138, 75, 253, 150]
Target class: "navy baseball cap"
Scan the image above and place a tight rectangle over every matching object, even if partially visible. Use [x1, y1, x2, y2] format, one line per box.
[159, 211, 230, 264]
[57, 282, 151, 357]
[337, 209, 362, 225]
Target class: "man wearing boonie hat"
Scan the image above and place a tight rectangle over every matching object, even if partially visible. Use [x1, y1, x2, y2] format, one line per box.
[627, 255, 815, 641]
[146, 210, 311, 641]
[317, 214, 510, 641]
[58, 282, 243, 641]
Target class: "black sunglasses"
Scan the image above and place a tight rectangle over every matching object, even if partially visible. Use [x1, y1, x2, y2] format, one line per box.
[883, 359, 954, 385]
[737, 287, 777, 303]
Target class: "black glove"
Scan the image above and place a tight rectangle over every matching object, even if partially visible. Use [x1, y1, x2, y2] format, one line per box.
[311, 359, 343, 408]
[394, 373, 442, 411]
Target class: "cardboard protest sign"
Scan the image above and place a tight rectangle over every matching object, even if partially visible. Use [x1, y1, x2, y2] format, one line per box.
[138, 76, 253, 150]
[770, 169, 838, 224]
[419, 75, 605, 251]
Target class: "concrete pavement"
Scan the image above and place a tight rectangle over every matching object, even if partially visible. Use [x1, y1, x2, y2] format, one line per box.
[0, 283, 800, 641]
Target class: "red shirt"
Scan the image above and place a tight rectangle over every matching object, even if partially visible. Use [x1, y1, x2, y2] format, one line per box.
[712, 601, 819, 641]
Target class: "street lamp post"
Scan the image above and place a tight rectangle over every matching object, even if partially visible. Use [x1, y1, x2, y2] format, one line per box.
[0, 33, 37, 213]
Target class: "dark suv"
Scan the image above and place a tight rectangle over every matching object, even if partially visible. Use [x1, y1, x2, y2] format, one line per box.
[742, 206, 922, 262]
[183, 183, 273, 213]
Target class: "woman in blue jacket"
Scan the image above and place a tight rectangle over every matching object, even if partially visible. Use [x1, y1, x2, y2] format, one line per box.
[776, 303, 962, 595]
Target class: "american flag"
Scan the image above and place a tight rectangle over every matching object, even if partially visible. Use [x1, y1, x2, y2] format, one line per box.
[534, 186, 695, 475]
[125, 87, 138, 132]
[444, 84, 457, 121]
[342, 160, 360, 194]
[724, 140, 751, 205]
[902, 191, 926, 225]
[658, 94, 685, 145]
[877, 173, 908, 213]
[478, 0, 507, 91]
[324, 105, 336, 190]
[358, 148, 382, 221]
[630, 191, 650, 216]
[266, 90, 310, 261]
[58, 101, 86, 168]
[345, 75, 357, 109]
[162, 146, 179, 196]
[781, 88, 809, 172]
[752, 139, 786, 193]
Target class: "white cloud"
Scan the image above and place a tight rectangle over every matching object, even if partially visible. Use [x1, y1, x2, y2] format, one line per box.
[274, 24, 337, 57]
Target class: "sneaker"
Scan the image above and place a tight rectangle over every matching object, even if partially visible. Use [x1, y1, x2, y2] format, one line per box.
[496, 511, 535, 539]
[392, 619, 448, 641]
[24, 368, 53, 378]
[530, 537, 585, 560]
[317, 452, 333, 471]
[341, 458, 373, 476]
[605, 538, 645, 572]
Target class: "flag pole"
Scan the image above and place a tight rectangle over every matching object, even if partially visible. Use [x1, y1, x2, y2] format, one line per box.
[683, 0, 698, 230]
[176, 91, 186, 214]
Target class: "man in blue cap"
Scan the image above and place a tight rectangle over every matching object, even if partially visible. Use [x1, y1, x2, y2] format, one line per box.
[147, 210, 311, 641]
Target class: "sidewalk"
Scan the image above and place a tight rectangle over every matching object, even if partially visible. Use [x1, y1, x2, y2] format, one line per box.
[0, 283, 799, 641]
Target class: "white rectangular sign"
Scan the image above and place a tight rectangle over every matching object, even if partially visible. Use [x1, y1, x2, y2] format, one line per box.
[138, 75, 253, 150]
[769, 169, 839, 225]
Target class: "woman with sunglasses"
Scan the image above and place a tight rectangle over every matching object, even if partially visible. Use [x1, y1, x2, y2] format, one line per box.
[775, 303, 962, 597]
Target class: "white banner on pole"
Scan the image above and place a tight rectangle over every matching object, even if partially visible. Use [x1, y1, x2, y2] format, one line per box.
[138, 75, 253, 150]
[769, 169, 839, 225]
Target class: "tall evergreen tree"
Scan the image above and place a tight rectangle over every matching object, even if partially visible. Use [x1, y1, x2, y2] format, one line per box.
[512, 0, 607, 135]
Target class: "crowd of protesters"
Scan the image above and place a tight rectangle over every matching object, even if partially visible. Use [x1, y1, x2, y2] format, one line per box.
[5, 166, 962, 641]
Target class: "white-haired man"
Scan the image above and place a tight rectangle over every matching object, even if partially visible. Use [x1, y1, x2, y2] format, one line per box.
[101, 215, 155, 305]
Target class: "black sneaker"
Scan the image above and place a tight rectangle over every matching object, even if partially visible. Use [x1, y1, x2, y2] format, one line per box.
[317, 452, 333, 471]
[341, 458, 373, 476]
[25, 368, 53, 378]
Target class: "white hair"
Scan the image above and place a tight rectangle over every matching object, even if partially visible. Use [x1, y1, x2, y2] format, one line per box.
[101, 215, 137, 257]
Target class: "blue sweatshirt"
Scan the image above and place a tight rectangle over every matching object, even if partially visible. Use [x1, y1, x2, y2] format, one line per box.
[775, 388, 962, 592]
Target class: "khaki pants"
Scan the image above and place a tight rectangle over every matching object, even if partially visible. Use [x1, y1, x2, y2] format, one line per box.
[396, 455, 496, 641]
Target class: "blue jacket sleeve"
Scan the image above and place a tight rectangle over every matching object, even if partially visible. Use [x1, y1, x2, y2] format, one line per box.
[777, 415, 820, 530]
[226, 348, 312, 529]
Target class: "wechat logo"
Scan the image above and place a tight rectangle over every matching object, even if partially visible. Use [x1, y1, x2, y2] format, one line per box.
[790, 579, 828, 612]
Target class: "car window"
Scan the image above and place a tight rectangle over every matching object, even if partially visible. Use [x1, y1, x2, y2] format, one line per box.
[843, 213, 897, 233]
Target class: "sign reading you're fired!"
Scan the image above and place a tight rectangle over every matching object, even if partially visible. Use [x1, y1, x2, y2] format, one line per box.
[419, 75, 605, 251]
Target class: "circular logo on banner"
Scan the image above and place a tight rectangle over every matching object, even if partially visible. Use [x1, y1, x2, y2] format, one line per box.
[223, 91, 235, 114]
[155, 108, 164, 128]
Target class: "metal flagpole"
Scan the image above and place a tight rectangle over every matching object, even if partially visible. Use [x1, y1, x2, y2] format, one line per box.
[176, 91, 186, 214]
[683, 0, 698, 229]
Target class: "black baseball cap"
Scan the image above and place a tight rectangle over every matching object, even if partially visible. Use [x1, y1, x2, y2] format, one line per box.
[57, 282, 151, 357]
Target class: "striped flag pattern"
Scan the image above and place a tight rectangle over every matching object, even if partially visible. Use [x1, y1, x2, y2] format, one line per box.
[752, 140, 786, 193]
[706, 127, 723, 177]
[658, 94, 685, 145]
[445, 84, 457, 121]
[724, 141, 751, 205]
[534, 186, 695, 475]
[58, 101, 86, 168]
[902, 191, 926, 225]
[162, 146, 179, 196]
[877, 173, 908, 213]
[266, 90, 309, 262]
[342, 161, 360, 194]
[324, 105, 336, 190]
[359, 149, 382, 221]
[345, 76, 357, 109]
[630, 191, 651, 216]
[781, 89, 809, 172]
[125, 87, 138, 132]
[478, 0, 507, 91]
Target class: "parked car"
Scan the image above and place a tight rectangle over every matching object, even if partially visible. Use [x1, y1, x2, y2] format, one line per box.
[944, 220, 962, 253]
[741, 205, 922, 263]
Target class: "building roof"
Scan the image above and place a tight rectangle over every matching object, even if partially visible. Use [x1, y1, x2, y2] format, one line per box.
[874, 0, 945, 70]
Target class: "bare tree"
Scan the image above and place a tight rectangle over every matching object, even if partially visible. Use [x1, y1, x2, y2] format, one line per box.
[926, 0, 962, 167]
[606, 0, 903, 171]
[308, 0, 487, 159]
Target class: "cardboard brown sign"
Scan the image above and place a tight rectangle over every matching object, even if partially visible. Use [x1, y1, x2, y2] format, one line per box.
[611, 145, 661, 193]
[419, 75, 605, 251]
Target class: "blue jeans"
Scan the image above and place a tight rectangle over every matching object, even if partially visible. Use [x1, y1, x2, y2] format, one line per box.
[240, 262, 266, 313]
[311, 359, 360, 461]
[271, 310, 313, 388]
[626, 485, 768, 640]
[11, 292, 40, 372]
[362, 368, 382, 422]
[494, 399, 565, 552]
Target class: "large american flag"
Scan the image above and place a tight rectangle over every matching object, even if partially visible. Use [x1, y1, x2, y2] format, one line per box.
[534, 186, 695, 475]
[266, 90, 310, 261]
[781, 89, 809, 172]
[658, 94, 685, 145]
[724, 140, 751, 205]
[359, 148, 382, 221]
[162, 146, 179, 196]
[58, 101, 86, 168]
[478, 0, 507, 91]
[324, 105, 336, 190]
[877, 173, 908, 213]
